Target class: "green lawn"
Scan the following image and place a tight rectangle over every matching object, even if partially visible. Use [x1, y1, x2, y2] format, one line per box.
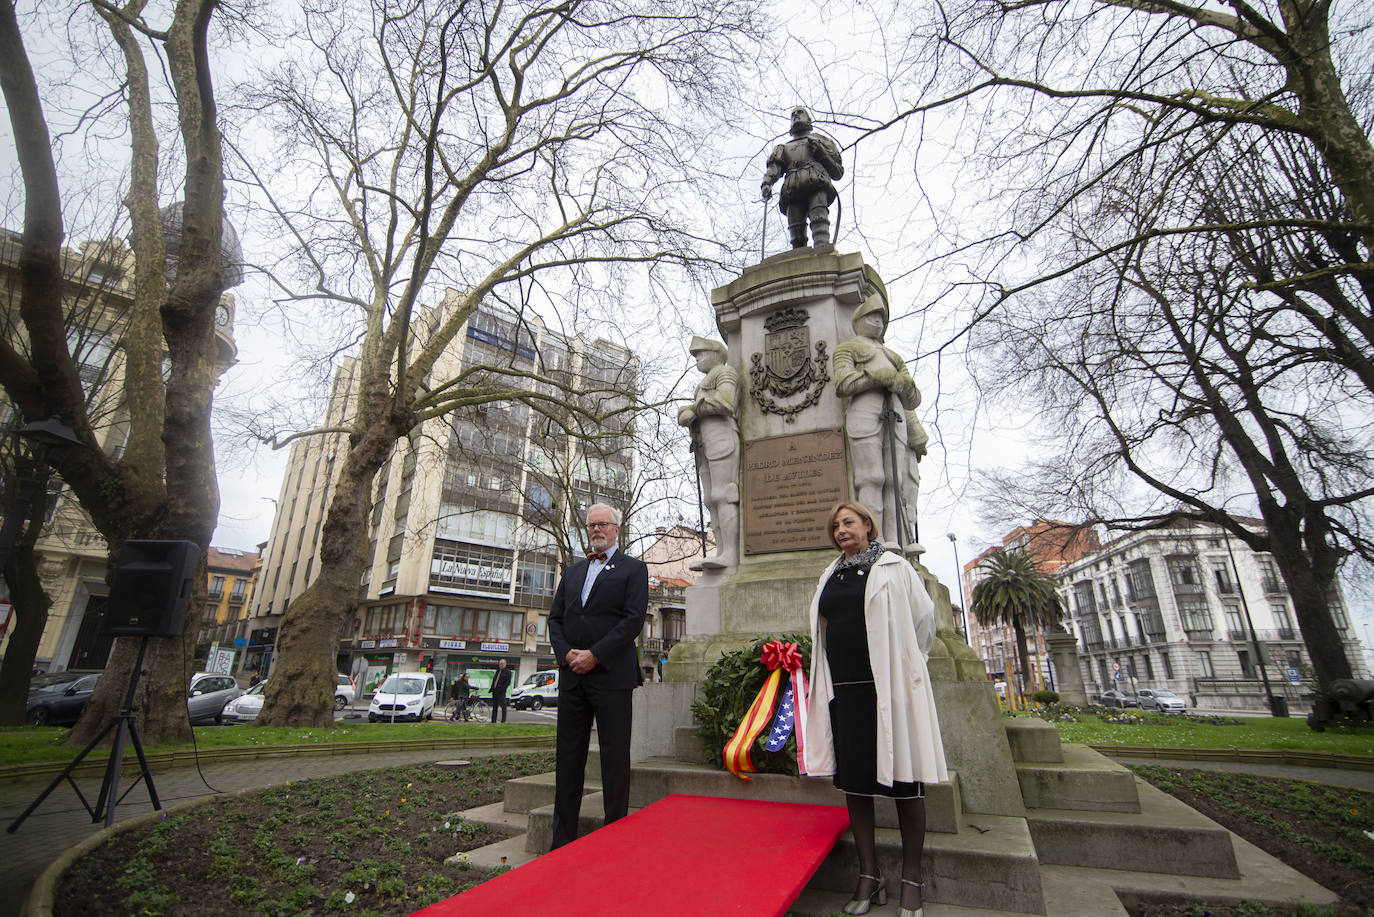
[0, 721, 554, 768]
[1041, 711, 1374, 756]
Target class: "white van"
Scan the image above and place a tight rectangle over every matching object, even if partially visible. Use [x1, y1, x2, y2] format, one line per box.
[510, 670, 559, 711]
[367, 672, 437, 722]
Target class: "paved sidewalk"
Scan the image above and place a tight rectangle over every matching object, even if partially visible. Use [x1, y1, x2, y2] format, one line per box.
[0, 746, 519, 917]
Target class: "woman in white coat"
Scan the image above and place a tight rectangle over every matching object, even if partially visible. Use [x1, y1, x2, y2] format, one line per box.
[804, 501, 948, 917]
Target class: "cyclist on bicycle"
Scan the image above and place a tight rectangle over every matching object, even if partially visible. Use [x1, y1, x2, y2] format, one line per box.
[452, 673, 472, 721]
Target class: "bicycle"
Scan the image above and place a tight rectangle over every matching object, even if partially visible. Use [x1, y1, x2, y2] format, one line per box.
[466, 697, 491, 721]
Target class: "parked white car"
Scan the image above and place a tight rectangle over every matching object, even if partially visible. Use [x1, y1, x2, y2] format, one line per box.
[368, 672, 437, 722]
[335, 674, 357, 709]
[220, 681, 266, 724]
[1137, 688, 1187, 714]
[510, 670, 559, 711]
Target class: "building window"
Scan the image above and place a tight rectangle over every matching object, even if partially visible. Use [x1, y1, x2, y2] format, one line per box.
[208, 575, 225, 599]
[1161, 652, 1174, 679]
[1138, 609, 1166, 643]
[1179, 599, 1213, 635]
[1126, 559, 1157, 601]
[514, 555, 558, 600]
[1237, 649, 1255, 679]
[1211, 561, 1236, 594]
[1197, 651, 1214, 678]
[1223, 603, 1246, 640]
[1126, 656, 1137, 678]
[1073, 581, 1097, 616]
[1256, 557, 1283, 593]
[1143, 655, 1154, 679]
[1270, 602, 1295, 639]
[1167, 555, 1204, 592]
[229, 580, 247, 602]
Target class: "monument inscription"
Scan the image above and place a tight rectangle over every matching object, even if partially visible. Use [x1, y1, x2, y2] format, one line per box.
[742, 429, 847, 554]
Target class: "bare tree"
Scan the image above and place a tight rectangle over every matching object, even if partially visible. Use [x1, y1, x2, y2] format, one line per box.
[832, 0, 1372, 689]
[967, 120, 1372, 688]
[0, 0, 237, 743]
[240, 0, 760, 726]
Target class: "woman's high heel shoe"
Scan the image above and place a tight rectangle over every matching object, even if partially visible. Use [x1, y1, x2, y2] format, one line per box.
[842, 872, 885, 915]
[897, 878, 924, 917]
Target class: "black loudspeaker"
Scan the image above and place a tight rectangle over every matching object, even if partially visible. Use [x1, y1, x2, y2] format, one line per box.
[102, 540, 199, 637]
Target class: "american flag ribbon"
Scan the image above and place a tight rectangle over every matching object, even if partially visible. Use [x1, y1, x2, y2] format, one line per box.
[764, 680, 796, 751]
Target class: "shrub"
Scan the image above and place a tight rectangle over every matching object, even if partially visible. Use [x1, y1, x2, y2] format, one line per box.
[1030, 689, 1060, 706]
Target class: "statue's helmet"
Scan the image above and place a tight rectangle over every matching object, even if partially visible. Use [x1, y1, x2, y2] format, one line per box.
[852, 293, 889, 334]
[689, 336, 728, 358]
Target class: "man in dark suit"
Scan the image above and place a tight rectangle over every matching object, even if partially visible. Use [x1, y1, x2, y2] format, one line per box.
[489, 659, 512, 722]
[547, 502, 649, 849]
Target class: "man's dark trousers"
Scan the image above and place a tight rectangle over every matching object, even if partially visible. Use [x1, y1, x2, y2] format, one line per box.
[550, 679, 633, 849]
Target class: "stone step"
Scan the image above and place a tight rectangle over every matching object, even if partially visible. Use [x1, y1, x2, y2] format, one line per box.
[624, 756, 963, 834]
[500, 770, 601, 815]
[1027, 779, 1238, 878]
[1016, 744, 1140, 813]
[1004, 717, 1063, 764]
[455, 800, 528, 834]
[525, 792, 605, 853]
[449, 831, 536, 874]
[787, 866, 1130, 917]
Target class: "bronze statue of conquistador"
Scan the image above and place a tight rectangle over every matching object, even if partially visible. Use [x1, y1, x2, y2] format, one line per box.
[761, 107, 844, 248]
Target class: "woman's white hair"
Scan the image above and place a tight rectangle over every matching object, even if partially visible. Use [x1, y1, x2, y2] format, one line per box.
[585, 502, 623, 525]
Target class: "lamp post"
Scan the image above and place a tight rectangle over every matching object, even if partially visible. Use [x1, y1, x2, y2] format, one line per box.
[1221, 522, 1287, 717]
[947, 533, 968, 637]
[0, 418, 81, 570]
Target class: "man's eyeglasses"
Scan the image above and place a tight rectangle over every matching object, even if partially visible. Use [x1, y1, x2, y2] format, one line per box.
[587, 521, 618, 530]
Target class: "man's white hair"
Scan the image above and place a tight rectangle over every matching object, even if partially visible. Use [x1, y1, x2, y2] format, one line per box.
[585, 502, 623, 525]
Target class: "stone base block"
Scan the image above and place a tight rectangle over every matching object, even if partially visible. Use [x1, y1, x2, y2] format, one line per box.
[1016, 744, 1139, 813]
[1027, 779, 1238, 878]
[1005, 717, 1064, 763]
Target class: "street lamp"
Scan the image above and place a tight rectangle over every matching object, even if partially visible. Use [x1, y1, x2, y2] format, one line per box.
[0, 418, 81, 569]
[947, 532, 968, 638]
[1221, 521, 1287, 717]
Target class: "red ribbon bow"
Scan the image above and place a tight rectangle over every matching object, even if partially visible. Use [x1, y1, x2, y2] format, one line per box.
[761, 640, 802, 673]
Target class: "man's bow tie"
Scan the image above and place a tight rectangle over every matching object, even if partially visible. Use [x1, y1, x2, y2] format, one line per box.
[586, 551, 608, 562]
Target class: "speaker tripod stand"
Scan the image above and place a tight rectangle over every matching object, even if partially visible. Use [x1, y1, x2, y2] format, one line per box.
[8, 635, 162, 833]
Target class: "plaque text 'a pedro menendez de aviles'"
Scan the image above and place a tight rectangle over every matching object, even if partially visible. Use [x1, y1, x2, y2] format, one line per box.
[742, 429, 847, 554]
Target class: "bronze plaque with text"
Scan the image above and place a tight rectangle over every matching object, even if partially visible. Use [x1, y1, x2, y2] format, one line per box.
[743, 429, 848, 554]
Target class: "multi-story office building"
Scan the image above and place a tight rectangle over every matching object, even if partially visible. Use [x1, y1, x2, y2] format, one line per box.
[962, 521, 1100, 692]
[0, 228, 239, 672]
[248, 297, 638, 696]
[1057, 517, 1369, 713]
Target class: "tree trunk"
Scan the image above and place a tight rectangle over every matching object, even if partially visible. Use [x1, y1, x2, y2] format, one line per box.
[256, 418, 405, 727]
[0, 539, 51, 725]
[1012, 617, 1031, 700]
[1259, 503, 1352, 689]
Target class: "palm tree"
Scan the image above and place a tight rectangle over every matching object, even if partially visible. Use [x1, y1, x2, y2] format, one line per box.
[970, 550, 1065, 698]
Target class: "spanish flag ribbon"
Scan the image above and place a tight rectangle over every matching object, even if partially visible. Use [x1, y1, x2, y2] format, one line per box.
[723, 640, 807, 780]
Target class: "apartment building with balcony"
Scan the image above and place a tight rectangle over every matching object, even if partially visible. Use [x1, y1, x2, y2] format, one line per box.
[197, 546, 260, 653]
[961, 520, 1100, 691]
[1057, 517, 1369, 713]
[247, 297, 638, 696]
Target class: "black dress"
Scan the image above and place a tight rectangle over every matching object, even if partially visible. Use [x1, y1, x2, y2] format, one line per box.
[819, 562, 924, 799]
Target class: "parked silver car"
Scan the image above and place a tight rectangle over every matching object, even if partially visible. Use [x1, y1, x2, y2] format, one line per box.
[1137, 688, 1187, 713]
[188, 672, 244, 725]
[1096, 690, 1138, 708]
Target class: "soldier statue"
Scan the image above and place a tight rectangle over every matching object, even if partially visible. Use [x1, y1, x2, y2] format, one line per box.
[760, 107, 844, 249]
[677, 336, 742, 569]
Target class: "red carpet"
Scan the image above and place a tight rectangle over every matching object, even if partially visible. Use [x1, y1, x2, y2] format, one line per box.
[411, 794, 851, 916]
